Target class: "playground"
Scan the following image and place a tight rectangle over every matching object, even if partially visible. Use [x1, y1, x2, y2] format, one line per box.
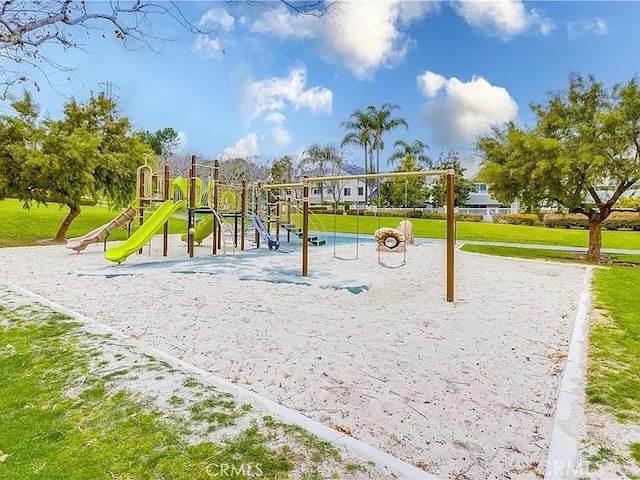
[0, 224, 587, 478]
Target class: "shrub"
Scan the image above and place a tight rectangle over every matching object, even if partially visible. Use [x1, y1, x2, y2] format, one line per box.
[456, 213, 483, 222]
[422, 212, 446, 220]
[603, 211, 640, 231]
[495, 213, 540, 226]
[543, 213, 589, 229]
[421, 212, 483, 222]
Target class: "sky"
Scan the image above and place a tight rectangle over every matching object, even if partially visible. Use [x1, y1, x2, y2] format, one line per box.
[4, 0, 640, 174]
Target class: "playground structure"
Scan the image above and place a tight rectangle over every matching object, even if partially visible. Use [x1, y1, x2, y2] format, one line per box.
[67, 157, 456, 301]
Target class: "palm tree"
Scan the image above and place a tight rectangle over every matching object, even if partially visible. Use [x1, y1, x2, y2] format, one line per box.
[340, 108, 373, 204]
[366, 103, 408, 176]
[389, 140, 431, 168]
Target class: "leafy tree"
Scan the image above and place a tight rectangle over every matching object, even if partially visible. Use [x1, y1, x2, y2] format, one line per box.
[341, 108, 373, 202]
[389, 140, 431, 168]
[476, 74, 640, 261]
[269, 155, 294, 185]
[379, 154, 426, 207]
[137, 128, 180, 157]
[219, 157, 269, 184]
[297, 143, 344, 204]
[428, 150, 473, 208]
[0, 91, 153, 242]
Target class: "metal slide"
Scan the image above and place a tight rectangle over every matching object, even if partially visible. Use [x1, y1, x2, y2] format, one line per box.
[249, 215, 280, 251]
[105, 200, 186, 264]
[66, 205, 137, 253]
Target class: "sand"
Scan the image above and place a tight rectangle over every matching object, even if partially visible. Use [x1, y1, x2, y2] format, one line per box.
[0, 235, 587, 479]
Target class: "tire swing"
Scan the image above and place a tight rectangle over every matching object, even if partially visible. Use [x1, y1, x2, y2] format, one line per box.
[375, 180, 408, 270]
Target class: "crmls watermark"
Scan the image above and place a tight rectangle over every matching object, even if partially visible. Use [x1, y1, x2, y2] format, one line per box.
[545, 459, 590, 478]
[205, 462, 264, 478]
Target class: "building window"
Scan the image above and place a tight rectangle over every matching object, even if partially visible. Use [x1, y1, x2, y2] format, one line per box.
[343, 187, 351, 196]
[312, 188, 320, 195]
[285, 189, 291, 195]
[475, 183, 487, 193]
[358, 187, 364, 196]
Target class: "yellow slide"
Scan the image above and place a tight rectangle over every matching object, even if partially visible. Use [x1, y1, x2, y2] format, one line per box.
[105, 200, 186, 264]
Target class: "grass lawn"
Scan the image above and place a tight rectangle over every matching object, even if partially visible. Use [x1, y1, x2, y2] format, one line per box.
[0, 297, 361, 479]
[307, 214, 640, 250]
[459, 244, 640, 266]
[0, 199, 187, 248]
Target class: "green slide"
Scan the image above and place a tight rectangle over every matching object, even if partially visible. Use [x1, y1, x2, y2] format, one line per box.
[105, 200, 186, 264]
[181, 214, 213, 245]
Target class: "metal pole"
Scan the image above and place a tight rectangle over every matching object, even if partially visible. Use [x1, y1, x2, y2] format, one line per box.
[241, 180, 246, 251]
[163, 164, 169, 257]
[137, 166, 146, 255]
[188, 155, 196, 258]
[446, 168, 455, 302]
[275, 201, 280, 242]
[287, 197, 291, 243]
[255, 183, 262, 249]
[302, 178, 309, 277]
[213, 160, 219, 255]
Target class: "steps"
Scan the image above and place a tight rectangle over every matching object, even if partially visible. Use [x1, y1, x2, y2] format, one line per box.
[281, 222, 326, 246]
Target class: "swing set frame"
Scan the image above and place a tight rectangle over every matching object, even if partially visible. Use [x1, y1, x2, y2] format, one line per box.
[301, 168, 456, 302]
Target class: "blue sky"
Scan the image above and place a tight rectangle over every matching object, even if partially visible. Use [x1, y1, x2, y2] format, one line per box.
[4, 1, 640, 174]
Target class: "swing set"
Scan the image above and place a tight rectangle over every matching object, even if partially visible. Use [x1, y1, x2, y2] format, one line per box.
[297, 168, 456, 302]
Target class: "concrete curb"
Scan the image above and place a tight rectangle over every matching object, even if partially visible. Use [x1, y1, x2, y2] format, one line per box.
[544, 266, 593, 479]
[6, 282, 440, 480]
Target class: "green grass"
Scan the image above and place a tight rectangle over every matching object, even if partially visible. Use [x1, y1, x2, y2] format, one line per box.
[632, 443, 640, 465]
[459, 244, 640, 266]
[587, 267, 640, 422]
[307, 213, 640, 250]
[0, 300, 346, 479]
[0, 199, 187, 247]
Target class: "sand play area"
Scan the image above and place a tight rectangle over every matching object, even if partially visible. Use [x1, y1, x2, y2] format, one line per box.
[0, 235, 587, 479]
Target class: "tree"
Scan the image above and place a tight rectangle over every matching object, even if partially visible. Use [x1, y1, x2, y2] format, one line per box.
[428, 150, 473, 208]
[389, 140, 431, 168]
[341, 108, 373, 203]
[219, 156, 269, 184]
[269, 155, 294, 185]
[366, 103, 408, 175]
[297, 143, 343, 204]
[138, 128, 180, 157]
[0, 91, 153, 241]
[379, 153, 426, 207]
[476, 74, 640, 261]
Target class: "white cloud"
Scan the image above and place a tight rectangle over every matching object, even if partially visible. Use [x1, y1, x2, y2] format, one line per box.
[192, 9, 235, 59]
[249, 2, 439, 78]
[452, 0, 555, 40]
[192, 34, 224, 58]
[198, 8, 235, 31]
[417, 71, 447, 98]
[220, 133, 259, 160]
[243, 65, 331, 147]
[567, 18, 608, 39]
[243, 66, 331, 145]
[265, 112, 292, 145]
[417, 71, 519, 146]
